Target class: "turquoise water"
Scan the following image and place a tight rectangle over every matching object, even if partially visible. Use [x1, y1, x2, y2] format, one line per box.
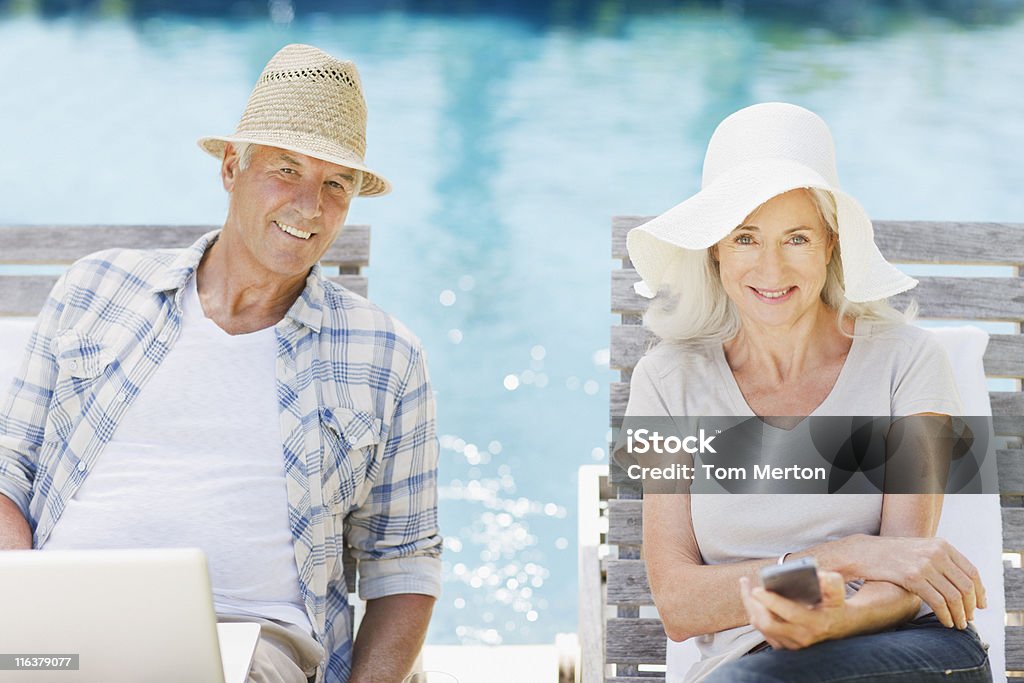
[1, 2, 1023, 645]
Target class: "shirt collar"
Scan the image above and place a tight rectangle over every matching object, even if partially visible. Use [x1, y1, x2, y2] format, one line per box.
[287, 264, 325, 334]
[148, 229, 218, 295]
[149, 228, 326, 334]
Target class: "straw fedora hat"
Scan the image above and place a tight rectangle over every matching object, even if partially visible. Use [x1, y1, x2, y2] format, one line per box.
[626, 102, 916, 303]
[198, 43, 391, 197]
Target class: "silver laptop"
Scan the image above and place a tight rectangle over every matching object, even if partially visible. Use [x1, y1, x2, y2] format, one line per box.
[0, 548, 260, 683]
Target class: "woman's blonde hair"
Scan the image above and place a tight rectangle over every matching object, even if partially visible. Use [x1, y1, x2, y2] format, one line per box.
[641, 188, 915, 343]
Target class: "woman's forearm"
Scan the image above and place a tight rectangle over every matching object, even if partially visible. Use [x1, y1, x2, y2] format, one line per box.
[836, 581, 922, 640]
[652, 554, 782, 641]
[774, 534, 871, 581]
[651, 534, 871, 641]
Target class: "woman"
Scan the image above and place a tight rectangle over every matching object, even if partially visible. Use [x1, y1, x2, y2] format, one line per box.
[624, 103, 991, 682]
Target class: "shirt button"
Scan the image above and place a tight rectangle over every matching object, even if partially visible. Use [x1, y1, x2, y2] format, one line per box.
[68, 360, 78, 370]
[77, 461, 87, 473]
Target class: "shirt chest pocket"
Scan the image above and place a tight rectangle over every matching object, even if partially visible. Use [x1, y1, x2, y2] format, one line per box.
[318, 406, 383, 514]
[47, 330, 116, 441]
[52, 330, 113, 380]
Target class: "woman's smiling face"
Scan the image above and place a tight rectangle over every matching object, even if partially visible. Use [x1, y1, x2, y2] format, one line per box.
[714, 188, 836, 331]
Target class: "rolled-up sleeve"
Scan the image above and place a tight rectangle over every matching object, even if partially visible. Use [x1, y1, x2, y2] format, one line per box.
[0, 274, 66, 520]
[345, 345, 442, 601]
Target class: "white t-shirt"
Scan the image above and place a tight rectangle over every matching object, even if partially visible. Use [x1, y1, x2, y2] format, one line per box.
[625, 319, 963, 682]
[43, 276, 311, 633]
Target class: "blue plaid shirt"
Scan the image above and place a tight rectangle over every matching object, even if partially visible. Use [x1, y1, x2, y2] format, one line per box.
[0, 231, 442, 683]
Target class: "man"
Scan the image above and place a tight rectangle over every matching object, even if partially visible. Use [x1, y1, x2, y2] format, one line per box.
[0, 44, 441, 683]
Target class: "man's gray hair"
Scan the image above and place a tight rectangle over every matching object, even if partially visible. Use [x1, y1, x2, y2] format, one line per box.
[641, 188, 914, 344]
[232, 142, 256, 171]
[230, 142, 363, 195]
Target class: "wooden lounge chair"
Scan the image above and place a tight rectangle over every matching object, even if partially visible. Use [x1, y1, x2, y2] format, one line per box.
[579, 218, 1024, 682]
[0, 224, 370, 313]
[0, 223, 371, 600]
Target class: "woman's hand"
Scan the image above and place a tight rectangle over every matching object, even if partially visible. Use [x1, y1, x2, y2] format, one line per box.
[854, 535, 986, 630]
[740, 570, 849, 650]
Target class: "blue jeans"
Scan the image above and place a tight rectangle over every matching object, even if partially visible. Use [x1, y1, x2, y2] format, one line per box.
[704, 614, 992, 682]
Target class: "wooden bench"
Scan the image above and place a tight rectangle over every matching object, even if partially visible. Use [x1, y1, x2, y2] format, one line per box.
[0, 223, 372, 598]
[579, 219, 1024, 682]
[0, 224, 370, 314]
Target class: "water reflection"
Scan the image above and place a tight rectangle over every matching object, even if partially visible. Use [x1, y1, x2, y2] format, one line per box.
[439, 433, 565, 644]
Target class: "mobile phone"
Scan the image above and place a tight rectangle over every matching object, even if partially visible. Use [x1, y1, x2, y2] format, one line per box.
[758, 557, 822, 605]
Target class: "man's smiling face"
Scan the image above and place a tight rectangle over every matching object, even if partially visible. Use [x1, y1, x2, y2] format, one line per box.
[220, 143, 361, 282]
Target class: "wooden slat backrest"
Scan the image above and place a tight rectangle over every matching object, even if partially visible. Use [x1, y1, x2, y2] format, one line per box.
[0, 225, 371, 314]
[0, 225, 370, 267]
[605, 218, 1024, 680]
[0, 224, 372, 596]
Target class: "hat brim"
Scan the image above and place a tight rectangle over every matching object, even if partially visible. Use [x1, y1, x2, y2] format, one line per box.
[197, 134, 392, 197]
[626, 157, 916, 303]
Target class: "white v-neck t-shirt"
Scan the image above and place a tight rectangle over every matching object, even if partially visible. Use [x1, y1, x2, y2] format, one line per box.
[44, 276, 311, 633]
[625, 320, 962, 682]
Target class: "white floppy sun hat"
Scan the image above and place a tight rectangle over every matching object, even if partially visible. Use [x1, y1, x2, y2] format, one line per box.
[626, 102, 916, 303]
[198, 43, 391, 197]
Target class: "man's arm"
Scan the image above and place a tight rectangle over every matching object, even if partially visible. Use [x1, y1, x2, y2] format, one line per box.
[0, 494, 31, 550]
[350, 593, 435, 682]
[344, 344, 442, 677]
[0, 274, 69, 545]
